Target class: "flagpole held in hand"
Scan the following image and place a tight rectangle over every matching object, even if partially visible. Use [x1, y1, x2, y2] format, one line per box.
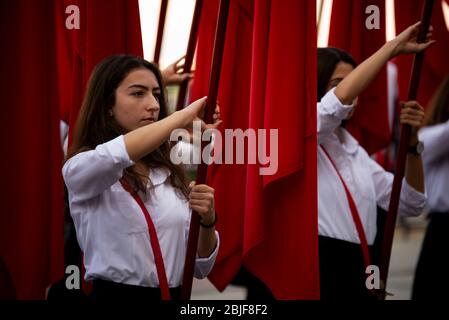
[180, 0, 230, 300]
[378, 0, 435, 300]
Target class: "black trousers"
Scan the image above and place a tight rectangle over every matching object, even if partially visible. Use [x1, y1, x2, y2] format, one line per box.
[90, 279, 181, 301]
[412, 212, 449, 300]
[319, 236, 377, 300]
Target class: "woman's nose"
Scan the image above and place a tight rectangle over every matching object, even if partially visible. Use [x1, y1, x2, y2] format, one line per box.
[146, 96, 160, 111]
[146, 103, 158, 110]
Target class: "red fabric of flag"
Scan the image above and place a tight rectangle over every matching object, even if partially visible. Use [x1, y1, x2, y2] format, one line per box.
[56, 0, 144, 142]
[328, 0, 390, 155]
[0, 0, 64, 299]
[190, 0, 319, 299]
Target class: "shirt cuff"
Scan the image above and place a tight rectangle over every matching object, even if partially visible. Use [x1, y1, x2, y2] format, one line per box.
[194, 231, 220, 279]
[101, 135, 135, 168]
[399, 178, 427, 216]
[321, 88, 354, 120]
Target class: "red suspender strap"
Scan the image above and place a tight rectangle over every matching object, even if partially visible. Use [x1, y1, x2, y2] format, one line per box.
[320, 146, 372, 270]
[119, 178, 171, 300]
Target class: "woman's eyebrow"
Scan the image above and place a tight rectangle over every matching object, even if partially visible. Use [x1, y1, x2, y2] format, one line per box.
[127, 84, 149, 90]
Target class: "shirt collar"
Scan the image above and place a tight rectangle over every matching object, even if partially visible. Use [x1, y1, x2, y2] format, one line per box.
[338, 127, 359, 155]
[149, 167, 171, 187]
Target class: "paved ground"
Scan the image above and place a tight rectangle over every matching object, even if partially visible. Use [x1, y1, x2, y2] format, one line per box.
[191, 216, 428, 300]
[385, 216, 427, 300]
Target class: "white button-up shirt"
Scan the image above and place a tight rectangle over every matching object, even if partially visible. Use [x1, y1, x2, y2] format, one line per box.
[62, 135, 219, 287]
[419, 120, 449, 212]
[318, 89, 427, 245]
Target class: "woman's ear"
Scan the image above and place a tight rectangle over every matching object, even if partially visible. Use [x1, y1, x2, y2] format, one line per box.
[108, 109, 113, 117]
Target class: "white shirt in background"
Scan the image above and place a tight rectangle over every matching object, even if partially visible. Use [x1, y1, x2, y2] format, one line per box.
[419, 120, 449, 212]
[317, 89, 427, 245]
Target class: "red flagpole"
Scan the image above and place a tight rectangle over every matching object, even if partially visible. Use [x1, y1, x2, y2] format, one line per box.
[378, 0, 434, 299]
[153, 0, 168, 66]
[176, 0, 204, 110]
[180, 0, 230, 300]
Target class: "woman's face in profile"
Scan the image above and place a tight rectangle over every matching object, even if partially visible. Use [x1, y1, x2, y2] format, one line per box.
[327, 61, 357, 119]
[110, 68, 162, 132]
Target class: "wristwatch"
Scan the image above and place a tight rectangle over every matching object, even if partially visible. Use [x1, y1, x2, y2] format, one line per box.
[408, 141, 424, 155]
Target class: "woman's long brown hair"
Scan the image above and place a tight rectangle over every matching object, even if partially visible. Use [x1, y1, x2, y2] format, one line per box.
[67, 55, 188, 198]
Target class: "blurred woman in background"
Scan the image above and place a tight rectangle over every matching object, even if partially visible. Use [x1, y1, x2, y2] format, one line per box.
[412, 76, 449, 300]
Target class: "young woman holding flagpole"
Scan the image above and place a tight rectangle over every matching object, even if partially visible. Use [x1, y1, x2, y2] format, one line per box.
[316, 21, 433, 299]
[62, 55, 221, 301]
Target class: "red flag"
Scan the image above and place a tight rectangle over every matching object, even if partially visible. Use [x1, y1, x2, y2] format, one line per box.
[0, 0, 64, 299]
[328, 0, 390, 154]
[395, 0, 449, 108]
[190, 0, 319, 299]
[55, 0, 144, 141]
[55, 0, 76, 124]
